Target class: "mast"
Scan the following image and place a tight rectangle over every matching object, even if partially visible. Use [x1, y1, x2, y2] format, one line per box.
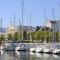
[0, 18, 2, 44]
[19, 18, 21, 26]
[18, 18, 21, 40]
[52, 8, 56, 42]
[13, 15, 15, 26]
[10, 17, 12, 26]
[0, 18, 2, 37]
[49, 20, 51, 42]
[29, 13, 32, 41]
[44, 9, 46, 42]
[13, 15, 16, 41]
[22, 0, 24, 40]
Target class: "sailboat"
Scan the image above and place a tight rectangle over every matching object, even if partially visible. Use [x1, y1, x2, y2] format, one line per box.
[51, 8, 60, 54]
[43, 9, 53, 53]
[15, 0, 28, 51]
[0, 19, 5, 50]
[35, 44, 43, 53]
[29, 13, 37, 52]
[4, 15, 18, 51]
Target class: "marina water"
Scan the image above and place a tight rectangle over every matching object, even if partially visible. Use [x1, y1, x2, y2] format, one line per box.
[0, 51, 60, 60]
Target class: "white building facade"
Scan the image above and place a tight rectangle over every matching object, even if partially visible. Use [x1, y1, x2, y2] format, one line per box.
[46, 20, 60, 32]
[6, 25, 18, 35]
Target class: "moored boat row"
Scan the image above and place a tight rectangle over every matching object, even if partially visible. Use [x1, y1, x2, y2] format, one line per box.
[0, 42, 60, 54]
[30, 43, 60, 54]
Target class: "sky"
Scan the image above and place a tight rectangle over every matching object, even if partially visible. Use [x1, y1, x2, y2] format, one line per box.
[0, 0, 60, 28]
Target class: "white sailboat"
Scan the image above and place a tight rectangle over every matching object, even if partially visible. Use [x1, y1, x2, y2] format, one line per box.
[15, 43, 27, 51]
[53, 48, 60, 54]
[4, 42, 16, 51]
[43, 44, 53, 53]
[51, 8, 59, 54]
[30, 47, 36, 52]
[35, 47, 43, 53]
[30, 43, 36, 52]
[15, 0, 27, 51]
[43, 9, 54, 53]
[29, 12, 36, 52]
[35, 44, 43, 53]
[52, 44, 60, 54]
[0, 19, 4, 50]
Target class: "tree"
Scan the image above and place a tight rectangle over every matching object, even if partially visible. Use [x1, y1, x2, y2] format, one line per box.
[0, 35, 5, 44]
[7, 33, 13, 40]
[18, 32, 22, 40]
[36, 26, 40, 31]
[55, 32, 60, 42]
[13, 32, 18, 41]
[23, 31, 27, 40]
[31, 32, 35, 40]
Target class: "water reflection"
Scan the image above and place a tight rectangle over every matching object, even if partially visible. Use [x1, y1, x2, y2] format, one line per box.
[53, 54, 60, 60]
[35, 53, 42, 58]
[0, 50, 4, 55]
[43, 53, 50, 58]
[16, 51, 30, 60]
[0, 51, 60, 60]
[5, 51, 18, 60]
[30, 52, 35, 56]
[42, 54, 52, 60]
[15, 51, 20, 57]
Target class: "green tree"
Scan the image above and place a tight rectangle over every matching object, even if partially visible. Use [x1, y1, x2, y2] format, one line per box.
[0, 35, 5, 44]
[27, 29, 59, 43]
[23, 31, 27, 40]
[55, 32, 60, 42]
[13, 32, 18, 41]
[19, 32, 22, 40]
[7, 33, 13, 40]
[36, 26, 40, 31]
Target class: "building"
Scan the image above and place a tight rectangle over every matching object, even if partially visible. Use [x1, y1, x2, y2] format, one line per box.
[45, 20, 60, 32]
[18, 25, 35, 33]
[6, 25, 18, 36]
[0, 28, 6, 36]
